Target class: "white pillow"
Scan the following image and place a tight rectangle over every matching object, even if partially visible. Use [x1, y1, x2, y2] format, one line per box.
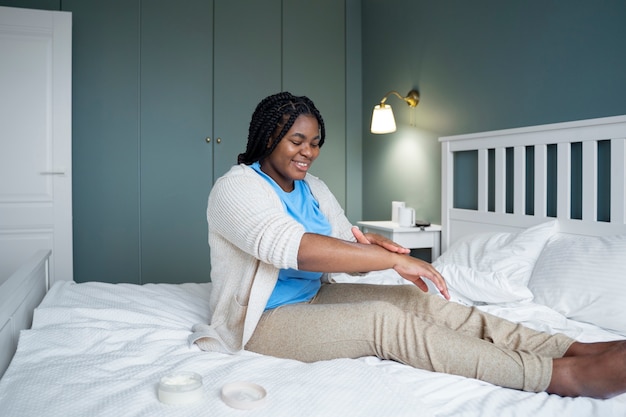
[432, 220, 556, 303]
[434, 263, 533, 303]
[528, 233, 626, 336]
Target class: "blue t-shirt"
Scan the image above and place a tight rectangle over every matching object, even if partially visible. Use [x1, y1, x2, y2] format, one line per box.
[251, 162, 332, 309]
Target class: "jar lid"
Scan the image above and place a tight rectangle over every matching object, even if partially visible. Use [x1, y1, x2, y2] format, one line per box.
[221, 381, 267, 410]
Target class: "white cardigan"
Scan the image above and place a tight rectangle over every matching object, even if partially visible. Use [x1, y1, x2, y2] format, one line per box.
[190, 164, 355, 353]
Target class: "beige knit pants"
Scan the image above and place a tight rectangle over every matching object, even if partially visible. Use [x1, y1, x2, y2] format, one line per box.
[245, 283, 574, 392]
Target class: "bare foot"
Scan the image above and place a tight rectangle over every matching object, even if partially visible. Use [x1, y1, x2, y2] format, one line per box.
[548, 341, 626, 399]
[564, 340, 625, 357]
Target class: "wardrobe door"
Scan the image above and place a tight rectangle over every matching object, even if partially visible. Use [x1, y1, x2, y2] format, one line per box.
[283, 0, 347, 208]
[140, 0, 213, 283]
[212, 0, 282, 179]
[66, 0, 141, 284]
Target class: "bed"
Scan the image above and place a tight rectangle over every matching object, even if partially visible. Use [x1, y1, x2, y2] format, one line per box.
[1, 115, 626, 416]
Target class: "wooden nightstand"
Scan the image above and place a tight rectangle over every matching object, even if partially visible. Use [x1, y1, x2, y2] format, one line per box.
[356, 221, 442, 261]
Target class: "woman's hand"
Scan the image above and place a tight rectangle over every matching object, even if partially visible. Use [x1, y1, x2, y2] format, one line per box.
[351, 226, 410, 254]
[393, 255, 450, 300]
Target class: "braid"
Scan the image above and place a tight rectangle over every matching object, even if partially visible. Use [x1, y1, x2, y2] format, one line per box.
[237, 92, 326, 165]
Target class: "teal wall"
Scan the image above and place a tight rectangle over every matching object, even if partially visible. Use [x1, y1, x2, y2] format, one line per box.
[362, 0, 626, 224]
[4, 1, 626, 273]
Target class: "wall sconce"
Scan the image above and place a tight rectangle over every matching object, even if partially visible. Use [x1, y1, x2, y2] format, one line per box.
[370, 89, 420, 134]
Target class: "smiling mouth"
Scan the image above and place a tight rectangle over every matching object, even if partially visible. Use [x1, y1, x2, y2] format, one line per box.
[294, 161, 309, 169]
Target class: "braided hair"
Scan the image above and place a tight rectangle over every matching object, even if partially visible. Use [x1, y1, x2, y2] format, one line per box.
[237, 92, 326, 165]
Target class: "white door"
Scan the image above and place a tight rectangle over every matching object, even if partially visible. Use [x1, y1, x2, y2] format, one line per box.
[0, 6, 72, 285]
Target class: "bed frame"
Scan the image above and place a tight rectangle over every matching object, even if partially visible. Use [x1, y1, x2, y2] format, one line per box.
[440, 115, 626, 252]
[1, 115, 625, 382]
[0, 250, 50, 378]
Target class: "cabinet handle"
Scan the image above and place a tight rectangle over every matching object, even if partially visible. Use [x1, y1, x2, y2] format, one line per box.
[205, 137, 211, 143]
[216, 137, 222, 144]
[40, 170, 66, 176]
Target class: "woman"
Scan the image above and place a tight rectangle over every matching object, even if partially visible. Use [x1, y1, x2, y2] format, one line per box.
[192, 92, 626, 399]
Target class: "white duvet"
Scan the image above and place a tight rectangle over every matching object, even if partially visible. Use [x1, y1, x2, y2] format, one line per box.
[1, 279, 625, 417]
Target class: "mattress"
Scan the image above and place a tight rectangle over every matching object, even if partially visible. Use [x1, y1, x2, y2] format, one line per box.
[0, 279, 625, 417]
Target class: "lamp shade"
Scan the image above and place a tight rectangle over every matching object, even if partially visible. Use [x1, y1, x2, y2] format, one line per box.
[370, 104, 396, 134]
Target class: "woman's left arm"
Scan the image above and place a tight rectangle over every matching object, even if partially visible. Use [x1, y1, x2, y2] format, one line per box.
[297, 232, 449, 299]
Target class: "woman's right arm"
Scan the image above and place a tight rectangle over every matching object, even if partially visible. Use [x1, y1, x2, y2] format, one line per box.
[351, 226, 410, 254]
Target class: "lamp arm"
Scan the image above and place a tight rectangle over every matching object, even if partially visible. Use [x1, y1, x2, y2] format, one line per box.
[379, 89, 420, 108]
[379, 91, 404, 105]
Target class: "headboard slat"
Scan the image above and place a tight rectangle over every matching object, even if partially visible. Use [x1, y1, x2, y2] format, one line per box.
[534, 144, 548, 217]
[556, 143, 571, 220]
[582, 140, 598, 221]
[494, 147, 506, 213]
[612, 138, 626, 224]
[478, 148, 488, 212]
[513, 146, 526, 215]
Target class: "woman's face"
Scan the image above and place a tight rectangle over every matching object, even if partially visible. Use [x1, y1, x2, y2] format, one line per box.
[260, 114, 321, 192]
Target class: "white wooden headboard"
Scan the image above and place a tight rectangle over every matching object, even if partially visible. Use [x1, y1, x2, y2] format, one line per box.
[439, 115, 626, 252]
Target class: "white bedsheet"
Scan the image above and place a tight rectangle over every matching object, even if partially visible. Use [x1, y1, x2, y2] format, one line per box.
[1, 281, 625, 417]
